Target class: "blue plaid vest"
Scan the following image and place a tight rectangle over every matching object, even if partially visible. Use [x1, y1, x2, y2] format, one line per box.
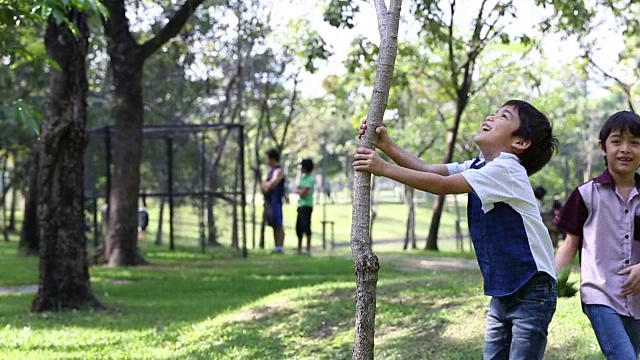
[467, 158, 538, 296]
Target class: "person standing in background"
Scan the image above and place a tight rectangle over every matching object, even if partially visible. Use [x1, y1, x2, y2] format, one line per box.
[295, 159, 315, 255]
[262, 148, 286, 253]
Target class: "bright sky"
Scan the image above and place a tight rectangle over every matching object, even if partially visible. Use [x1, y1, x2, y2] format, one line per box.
[267, 0, 625, 98]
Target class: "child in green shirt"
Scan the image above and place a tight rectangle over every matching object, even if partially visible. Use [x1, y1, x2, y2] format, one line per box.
[296, 159, 315, 254]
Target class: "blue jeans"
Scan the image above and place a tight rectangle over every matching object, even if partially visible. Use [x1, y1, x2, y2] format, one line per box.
[484, 273, 558, 360]
[584, 304, 640, 360]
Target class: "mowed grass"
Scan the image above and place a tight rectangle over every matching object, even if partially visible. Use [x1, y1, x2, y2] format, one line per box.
[137, 198, 470, 254]
[0, 237, 602, 359]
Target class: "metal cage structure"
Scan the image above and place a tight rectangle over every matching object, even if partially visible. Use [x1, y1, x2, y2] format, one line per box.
[84, 123, 247, 257]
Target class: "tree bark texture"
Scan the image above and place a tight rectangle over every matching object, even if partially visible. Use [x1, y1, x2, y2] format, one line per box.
[102, 0, 205, 266]
[350, 1, 402, 359]
[19, 151, 39, 255]
[104, 49, 145, 266]
[32, 10, 101, 312]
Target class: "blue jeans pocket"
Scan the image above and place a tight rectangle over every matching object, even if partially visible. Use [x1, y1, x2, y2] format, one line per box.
[514, 275, 558, 305]
[516, 286, 550, 304]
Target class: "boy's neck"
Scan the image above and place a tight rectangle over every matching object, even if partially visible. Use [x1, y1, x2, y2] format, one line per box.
[481, 148, 510, 162]
[609, 167, 637, 188]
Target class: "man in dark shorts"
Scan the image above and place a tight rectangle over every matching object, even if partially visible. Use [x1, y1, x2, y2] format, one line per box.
[261, 148, 286, 253]
[295, 159, 315, 254]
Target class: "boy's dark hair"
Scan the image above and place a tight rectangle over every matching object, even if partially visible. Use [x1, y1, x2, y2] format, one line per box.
[552, 200, 562, 210]
[598, 111, 640, 148]
[505, 100, 558, 175]
[265, 148, 280, 162]
[300, 158, 314, 172]
[533, 185, 547, 200]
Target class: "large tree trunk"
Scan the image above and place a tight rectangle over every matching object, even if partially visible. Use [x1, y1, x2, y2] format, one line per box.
[32, 10, 101, 312]
[19, 151, 39, 255]
[104, 51, 145, 266]
[102, 0, 206, 266]
[425, 98, 468, 251]
[350, 1, 401, 359]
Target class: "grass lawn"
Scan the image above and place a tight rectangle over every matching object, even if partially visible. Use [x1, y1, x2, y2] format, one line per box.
[0, 237, 600, 359]
[138, 200, 470, 254]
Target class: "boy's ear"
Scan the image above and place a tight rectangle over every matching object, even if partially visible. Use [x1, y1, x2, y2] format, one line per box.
[599, 140, 606, 156]
[512, 137, 531, 153]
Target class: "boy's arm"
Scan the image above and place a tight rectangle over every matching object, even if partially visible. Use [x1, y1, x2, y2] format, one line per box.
[380, 141, 449, 175]
[555, 233, 581, 271]
[295, 187, 311, 196]
[262, 168, 284, 191]
[360, 123, 449, 175]
[383, 164, 470, 194]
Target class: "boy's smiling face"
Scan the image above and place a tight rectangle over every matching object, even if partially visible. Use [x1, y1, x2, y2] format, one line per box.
[474, 105, 528, 159]
[601, 129, 640, 177]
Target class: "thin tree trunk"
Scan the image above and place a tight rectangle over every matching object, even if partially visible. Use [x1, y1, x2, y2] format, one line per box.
[369, 176, 377, 243]
[207, 196, 219, 246]
[426, 98, 469, 251]
[351, 1, 402, 358]
[207, 168, 222, 247]
[453, 194, 463, 251]
[1, 154, 7, 241]
[259, 199, 266, 249]
[251, 177, 258, 248]
[8, 151, 18, 232]
[403, 185, 416, 250]
[32, 10, 101, 312]
[155, 197, 165, 245]
[19, 151, 39, 255]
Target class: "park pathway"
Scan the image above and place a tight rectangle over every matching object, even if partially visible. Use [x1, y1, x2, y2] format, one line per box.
[374, 253, 478, 273]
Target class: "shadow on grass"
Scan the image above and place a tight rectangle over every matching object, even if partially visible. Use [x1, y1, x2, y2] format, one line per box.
[173, 274, 488, 359]
[0, 254, 357, 338]
[176, 273, 603, 359]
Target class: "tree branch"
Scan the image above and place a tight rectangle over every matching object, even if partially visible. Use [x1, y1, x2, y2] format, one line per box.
[447, 0, 458, 90]
[374, 0, 388, 37]
[217, 65, 242, 124]
[424, 70, 456, 99]
[263, 85, 277, 144]
[140, 0, 207, 60]
[587, 55, 636, 113]
[278, 74, 299, 152]
[102, 0, 138, 49]
[417, 136, 437, 157]
[471, 46, 533, 95]
[479, 1, 512, 44]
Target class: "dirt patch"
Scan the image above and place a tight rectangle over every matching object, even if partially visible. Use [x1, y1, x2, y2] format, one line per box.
[0, 285, 38, 295]
[233, 298, 293, 322]
[0, 280, 134, 295]
[378, 254, 478, 272]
